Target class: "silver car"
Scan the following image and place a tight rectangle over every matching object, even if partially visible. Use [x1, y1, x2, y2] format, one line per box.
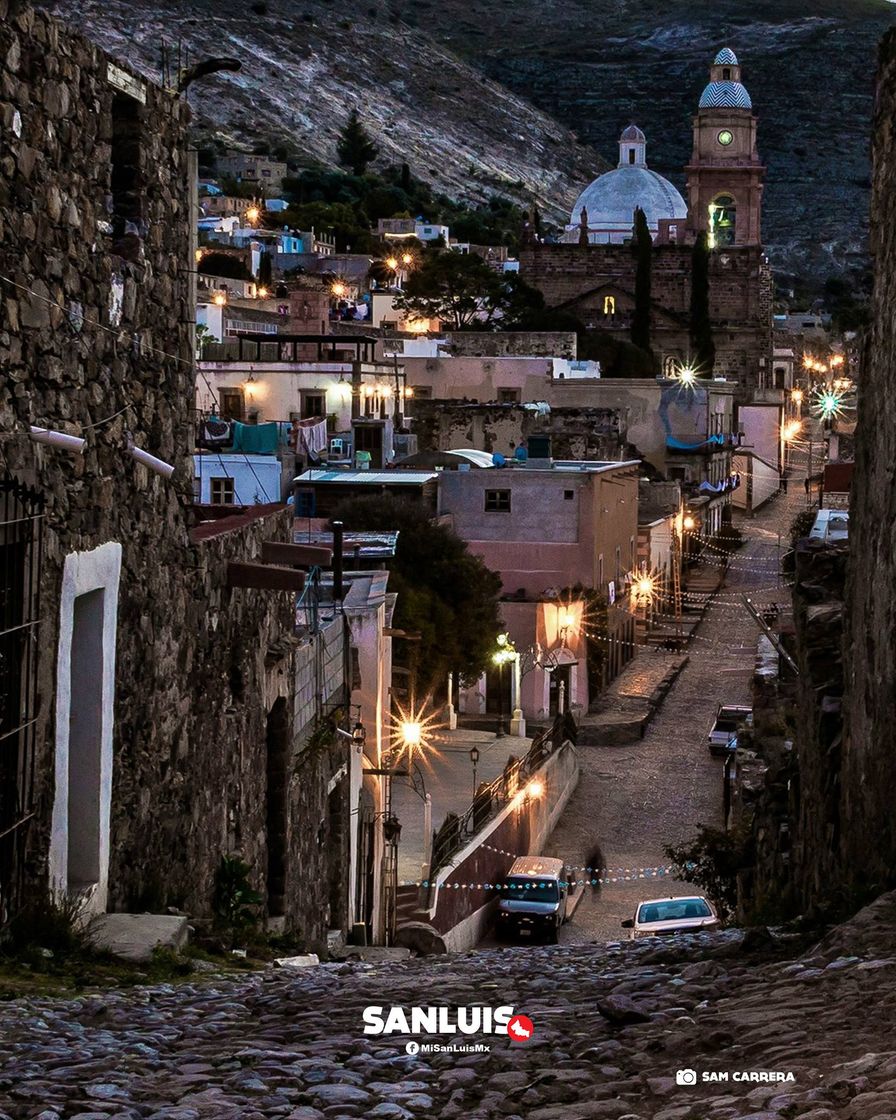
[621, 895, 720, 939]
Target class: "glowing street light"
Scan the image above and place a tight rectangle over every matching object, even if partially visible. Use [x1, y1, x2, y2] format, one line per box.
[527, 779, 544, 799]
[400, 251, 414, 266]
[385, 255, 399, 271]
[331, 281, 347, 298]
[783, 419, 802, 442]
[212, 291, 227, 306]
[683, 514, 696, 532]
[791, 388, 803, 405]
[629, 572, 656, 608]
[257, 286, 269, 299]
[400, 721, 422, 751]
[245, 205, 261, 225]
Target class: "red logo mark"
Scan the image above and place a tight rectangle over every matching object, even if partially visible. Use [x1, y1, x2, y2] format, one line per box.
[507, 1013, 534, 1042]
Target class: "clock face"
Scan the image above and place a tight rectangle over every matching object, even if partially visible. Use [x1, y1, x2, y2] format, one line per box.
[718, 129, 734, 146]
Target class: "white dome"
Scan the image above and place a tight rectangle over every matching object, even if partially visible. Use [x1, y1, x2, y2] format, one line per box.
[569, 166, 688, 238]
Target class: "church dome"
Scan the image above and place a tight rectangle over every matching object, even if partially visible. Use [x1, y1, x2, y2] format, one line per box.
[620, 123, 646, 142]
[714, 47, 739, 65]
[699, 80, 752, 110]
[569, 168, 687, 238]
[567, 126, 687, 243]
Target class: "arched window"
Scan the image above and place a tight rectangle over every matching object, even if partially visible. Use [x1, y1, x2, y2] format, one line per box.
[603, 295, 616, 315]
[708, 194, 736, 247]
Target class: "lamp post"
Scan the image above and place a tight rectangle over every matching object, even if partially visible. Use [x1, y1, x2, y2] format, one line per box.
[493, 633, 516, 738]
[469, 745, 480, 800]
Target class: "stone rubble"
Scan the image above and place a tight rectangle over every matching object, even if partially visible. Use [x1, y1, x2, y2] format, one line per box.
[4, 892, 896, 1119]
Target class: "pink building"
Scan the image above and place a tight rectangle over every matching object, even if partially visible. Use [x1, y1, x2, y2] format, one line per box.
[438, 456, 641, 724]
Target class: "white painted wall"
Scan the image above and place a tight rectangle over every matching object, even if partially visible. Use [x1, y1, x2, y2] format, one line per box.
[49, 542, 122, 916]
[193, 453, 283, 504]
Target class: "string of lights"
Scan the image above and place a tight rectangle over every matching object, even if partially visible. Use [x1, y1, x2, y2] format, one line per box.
[399, 866, 676, 890]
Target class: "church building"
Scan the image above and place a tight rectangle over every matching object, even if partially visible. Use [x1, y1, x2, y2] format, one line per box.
[521, 48, 774, 395]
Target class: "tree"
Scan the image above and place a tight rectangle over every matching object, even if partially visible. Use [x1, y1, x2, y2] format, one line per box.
[631, 207, 652, 355]
[393, 251, 509, 330]
[690, 231, 715, 375]
[337, 110, 379, 176]
[328, 496, 503, 696]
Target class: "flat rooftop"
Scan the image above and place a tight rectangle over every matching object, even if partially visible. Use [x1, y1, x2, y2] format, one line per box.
[295, 470, 440, 485]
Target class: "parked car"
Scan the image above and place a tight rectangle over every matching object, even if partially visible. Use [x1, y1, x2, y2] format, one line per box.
[496, 856, 569, 943]
[708, 703, 752, 756]
[809, 509, 849, 544]
[621, 896, 720, 939]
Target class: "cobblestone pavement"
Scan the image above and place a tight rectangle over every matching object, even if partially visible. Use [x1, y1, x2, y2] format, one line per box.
[4, 890, 896, 1119]
[541, 489, 802, 944]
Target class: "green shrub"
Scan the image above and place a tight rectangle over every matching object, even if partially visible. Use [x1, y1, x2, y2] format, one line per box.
[664, 821, 753, 922]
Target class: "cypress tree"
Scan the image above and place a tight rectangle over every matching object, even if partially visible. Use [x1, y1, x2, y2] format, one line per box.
[337, 110, 379, 176]
[690, 230, 715, 375]
[631, 207, 652, 354]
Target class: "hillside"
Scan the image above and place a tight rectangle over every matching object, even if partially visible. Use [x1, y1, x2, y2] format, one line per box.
[47, 0, 895, 280]
[412, 0, 896, 281]
[44, 0, 608, 225]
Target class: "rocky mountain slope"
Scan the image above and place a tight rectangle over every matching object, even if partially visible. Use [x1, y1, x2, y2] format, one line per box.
[47, 0, 895, 279]
[415, 0, 896, 281]
[44, 0, 608, 224]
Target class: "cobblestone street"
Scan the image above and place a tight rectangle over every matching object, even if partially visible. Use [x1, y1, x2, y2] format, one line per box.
[544, 489, 802, 943]
[4, 891, 896, 1119]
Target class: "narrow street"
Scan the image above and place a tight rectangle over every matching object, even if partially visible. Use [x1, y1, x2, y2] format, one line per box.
[540, 486, 804, 943]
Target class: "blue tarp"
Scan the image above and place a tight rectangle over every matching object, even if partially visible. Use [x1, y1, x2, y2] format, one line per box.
[667, 433, 730, 451]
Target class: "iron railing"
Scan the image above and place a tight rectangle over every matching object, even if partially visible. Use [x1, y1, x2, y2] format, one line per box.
[428, 715, 574, 879]
[0, 475, 44, 926]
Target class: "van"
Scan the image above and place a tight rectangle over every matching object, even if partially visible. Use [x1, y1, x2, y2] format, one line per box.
[809, 509, 849, 544]
[496, 856, 569, 943]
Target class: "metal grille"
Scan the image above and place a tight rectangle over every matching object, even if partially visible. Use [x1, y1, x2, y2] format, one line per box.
[0, 475, 44, 925]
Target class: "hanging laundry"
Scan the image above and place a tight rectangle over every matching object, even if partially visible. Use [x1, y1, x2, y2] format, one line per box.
[230, 421, 279, 454]
[290, 417, 328, 458]
[200, 417, 232, 448]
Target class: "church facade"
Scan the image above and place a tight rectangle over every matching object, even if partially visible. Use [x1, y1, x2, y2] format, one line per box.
[520, 48, 774, 394]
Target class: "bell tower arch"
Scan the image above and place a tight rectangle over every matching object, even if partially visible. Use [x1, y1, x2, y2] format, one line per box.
[686, 47, 765, 247]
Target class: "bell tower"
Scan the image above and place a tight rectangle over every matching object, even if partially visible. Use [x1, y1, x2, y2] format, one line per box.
[685, 47, 764, 247]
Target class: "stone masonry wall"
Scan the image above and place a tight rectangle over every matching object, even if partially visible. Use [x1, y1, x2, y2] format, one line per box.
[0, 5, 346, 939]
[842, 27, 896, 901]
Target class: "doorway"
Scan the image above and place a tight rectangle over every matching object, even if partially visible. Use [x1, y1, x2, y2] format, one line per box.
[265, 698, 290, 917]
[548, 664, 572, 717]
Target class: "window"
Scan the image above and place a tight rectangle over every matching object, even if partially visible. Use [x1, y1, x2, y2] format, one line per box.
[0, 476, 43, 923]
[615, 546, 621, 582]
[301, 391, 326, 419]
[219, 388, 245, 422]
[628, 148, 636, 164]
[708, 194, 736, 248]
[498, 388, 520, 404]
[412, 386, 432, 400]
[210, 477, 235, 504]
[603, 295, 616, 315]
[110, 94, 143, 238]
[563, 490, 574, 500]
[484, 489, 511, 513]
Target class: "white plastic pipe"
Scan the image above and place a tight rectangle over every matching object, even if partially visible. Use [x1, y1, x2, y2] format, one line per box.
[129, 444, 175, 479]
[29, 426, 86, 454]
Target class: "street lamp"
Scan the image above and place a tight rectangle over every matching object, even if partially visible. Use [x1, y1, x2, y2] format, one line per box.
[469, 745, 480, 800]
[493, 633, 516, 738]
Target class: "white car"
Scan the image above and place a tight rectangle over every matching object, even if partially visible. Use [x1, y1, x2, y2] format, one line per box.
[621, 896, 720, 939]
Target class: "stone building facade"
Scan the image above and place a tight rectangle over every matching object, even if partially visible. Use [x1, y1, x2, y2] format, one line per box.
[0, 4, 352, 945]
[841, 26, 896, 906]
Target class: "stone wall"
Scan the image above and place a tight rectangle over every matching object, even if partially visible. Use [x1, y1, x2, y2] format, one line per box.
[842, 26, 896, 903]
[442, 332, 577, 358]
[519, 241, 773, 390]
[0, 5, 348, 941]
